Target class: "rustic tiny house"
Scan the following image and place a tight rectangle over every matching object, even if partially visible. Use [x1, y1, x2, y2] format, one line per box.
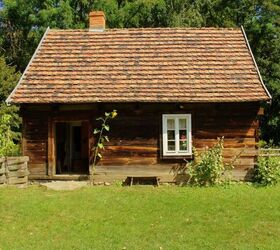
[7, 11, 271, 182]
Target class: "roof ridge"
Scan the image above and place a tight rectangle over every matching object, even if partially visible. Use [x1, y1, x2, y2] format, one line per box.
[49, 27, 241, 32]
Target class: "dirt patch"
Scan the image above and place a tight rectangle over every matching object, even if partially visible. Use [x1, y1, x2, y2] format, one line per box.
[39, 181, 89, 191]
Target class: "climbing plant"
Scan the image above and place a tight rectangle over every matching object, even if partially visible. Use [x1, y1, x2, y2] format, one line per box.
[92, 110, 117, 167]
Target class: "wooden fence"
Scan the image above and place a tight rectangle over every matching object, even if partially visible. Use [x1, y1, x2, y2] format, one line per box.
[259, 149, 280, 157]
[0, 156, 29, 188]
[0, 157, 6, 185]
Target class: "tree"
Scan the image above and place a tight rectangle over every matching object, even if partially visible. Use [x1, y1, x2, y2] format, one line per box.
[0, 113, 20, 156]
[0, 56, 21, 155]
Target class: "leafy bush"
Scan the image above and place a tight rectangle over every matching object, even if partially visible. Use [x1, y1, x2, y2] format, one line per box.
[255, 151, 280, 185]
[186, 137, 233, 186]
[0, 113, 20, 157]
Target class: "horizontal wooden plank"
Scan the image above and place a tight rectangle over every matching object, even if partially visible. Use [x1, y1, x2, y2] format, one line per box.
[7, 163, 28, 171]
[195, 128, 255, 138]
[259, 148, 280, 156]
[25, 144, 47, 151]
[29, 174, 88, 180]
[6, 156, 29, 165]
[29, 159, 47, 164]
[194, 138, 256, 148]
[28, 153, 47, 160]
[7, 170, 29, 178]
[102, 139, 158, 147]
[93, 167, 254, 183]
[106, 145, 158, 153]
[100, 157, 158, 165]
[260, 148, 280, 151]
[29, 163, 47, 175]
[7, 176, 28, 185]
[195, 148, 257, 157]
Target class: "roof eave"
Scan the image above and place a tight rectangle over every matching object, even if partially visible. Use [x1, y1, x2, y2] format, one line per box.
[241, 26, 272, 102]
[6, 27, 50, 105]
[11, 98, 271, 104]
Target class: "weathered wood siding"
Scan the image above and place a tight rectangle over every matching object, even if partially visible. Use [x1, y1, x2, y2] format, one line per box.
[22, 114, 48, 176]
[21, 102, 261, 181]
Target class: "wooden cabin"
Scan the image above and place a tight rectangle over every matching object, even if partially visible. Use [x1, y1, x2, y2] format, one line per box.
[7, 11, 271, 182]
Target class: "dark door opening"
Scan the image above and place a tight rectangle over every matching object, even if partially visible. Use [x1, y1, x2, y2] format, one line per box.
[55, 121, 89, 174]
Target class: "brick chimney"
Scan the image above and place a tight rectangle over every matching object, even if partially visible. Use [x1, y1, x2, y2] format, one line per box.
[89, 11, 105, 31]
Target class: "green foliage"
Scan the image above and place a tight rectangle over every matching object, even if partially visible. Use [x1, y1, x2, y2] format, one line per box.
[92, 110, 117, 168]
[247, 1, 280, 146]
[255, 150, 280, 185]
[186, 137, 233, 186]
[0, 56, 20, 101]
[0, 55, 21, 156]
[0, 113, 20, 156]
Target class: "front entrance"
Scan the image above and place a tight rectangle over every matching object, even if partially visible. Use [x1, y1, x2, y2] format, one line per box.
[55, 121, 89, 174]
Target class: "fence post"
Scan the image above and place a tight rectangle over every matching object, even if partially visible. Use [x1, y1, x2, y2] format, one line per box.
[0, 157, 6, 185]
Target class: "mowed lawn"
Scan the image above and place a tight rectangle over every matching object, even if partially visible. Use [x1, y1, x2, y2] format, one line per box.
[1, 185, 280, 249]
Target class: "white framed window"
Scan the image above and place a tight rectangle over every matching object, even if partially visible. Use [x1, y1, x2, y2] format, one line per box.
[162, 114, 192, 156]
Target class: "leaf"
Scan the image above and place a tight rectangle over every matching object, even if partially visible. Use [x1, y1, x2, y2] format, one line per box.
[105, 112, 110, 117]
[104, 136, 109, 142]
[104, 125, 110, 131]
[97, 153, 102, 158]
[93, 128, 100, 134]
[98, 143, 104, 149]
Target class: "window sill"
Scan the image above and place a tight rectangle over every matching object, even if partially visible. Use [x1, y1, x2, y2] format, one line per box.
[161, 154, 193, 160]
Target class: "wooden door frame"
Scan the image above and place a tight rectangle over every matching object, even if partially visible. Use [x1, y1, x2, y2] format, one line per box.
[47, 118, 90, 177]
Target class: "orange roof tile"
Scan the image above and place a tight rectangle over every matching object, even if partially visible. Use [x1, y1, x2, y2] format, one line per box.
[7, 27, 271, 103]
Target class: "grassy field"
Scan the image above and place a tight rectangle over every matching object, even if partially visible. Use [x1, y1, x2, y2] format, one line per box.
[0, 184, 280, 250]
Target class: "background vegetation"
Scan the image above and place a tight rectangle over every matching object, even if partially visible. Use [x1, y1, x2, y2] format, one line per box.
[0, 0, 279, 150]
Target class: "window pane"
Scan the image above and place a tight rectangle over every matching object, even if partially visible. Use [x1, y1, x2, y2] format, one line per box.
[179, 118, 187, 129]
[167, 130, 175, 140]
[167, 119, 175, 129]
[180, 141, 188, 151]
[179, 130, 187, 140]
[167, 141, 175, 151]
[179, 129, 188, 151]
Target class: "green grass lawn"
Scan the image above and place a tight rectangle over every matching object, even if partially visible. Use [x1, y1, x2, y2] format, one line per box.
[1, 184, 280, 250]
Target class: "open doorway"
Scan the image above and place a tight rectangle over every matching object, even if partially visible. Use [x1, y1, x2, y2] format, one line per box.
[55, 121, 89, 174]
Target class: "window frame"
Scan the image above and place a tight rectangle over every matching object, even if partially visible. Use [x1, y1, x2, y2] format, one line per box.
[162, 114, 192, 157]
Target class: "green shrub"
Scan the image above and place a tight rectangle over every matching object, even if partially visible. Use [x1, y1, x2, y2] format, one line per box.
[186, 137, 233, 186]
[255, 152, 280, 185]
[0, 113, 20, 157]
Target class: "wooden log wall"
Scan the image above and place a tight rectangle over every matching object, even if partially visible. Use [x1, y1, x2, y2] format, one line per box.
[101, 103, 258, 165]
[21, 102, 261, 181]
[23, 116, 48, 176]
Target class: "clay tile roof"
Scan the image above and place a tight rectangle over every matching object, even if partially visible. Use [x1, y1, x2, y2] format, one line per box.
[7, 27, 271, 104]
